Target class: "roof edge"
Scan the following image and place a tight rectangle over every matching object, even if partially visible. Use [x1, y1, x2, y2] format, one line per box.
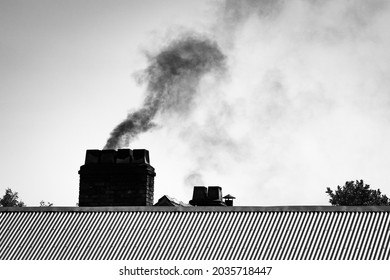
[2, 205, 390, 212]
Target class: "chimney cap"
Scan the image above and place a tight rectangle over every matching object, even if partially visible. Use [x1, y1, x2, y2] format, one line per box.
[223, 194, 236, 200]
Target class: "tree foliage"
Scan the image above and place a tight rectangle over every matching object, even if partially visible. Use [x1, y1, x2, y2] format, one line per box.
[0, 188, 26, 207]
[326, 180, 390, 206]
[40, 200, 53, 207]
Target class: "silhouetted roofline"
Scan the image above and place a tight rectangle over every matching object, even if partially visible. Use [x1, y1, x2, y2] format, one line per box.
[2, 205, 390, 212]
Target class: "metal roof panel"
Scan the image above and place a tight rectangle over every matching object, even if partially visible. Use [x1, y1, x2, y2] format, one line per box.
[1, 208, 390, 260]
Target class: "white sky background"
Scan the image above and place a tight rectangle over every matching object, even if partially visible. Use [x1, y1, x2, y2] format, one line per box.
[1, 0, 390, 206]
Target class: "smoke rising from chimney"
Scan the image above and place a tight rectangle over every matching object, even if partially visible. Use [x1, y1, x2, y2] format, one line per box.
[102, 0, 390, 206]
[104, 35, 226, 150]
[151, 0, 390, 205]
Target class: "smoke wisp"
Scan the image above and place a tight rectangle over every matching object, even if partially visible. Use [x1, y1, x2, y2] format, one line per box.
[207, 0, 390, 205]
[104, 35, 226, 150]
[103, 0, 390, 205]
[154, 0, 390, 205]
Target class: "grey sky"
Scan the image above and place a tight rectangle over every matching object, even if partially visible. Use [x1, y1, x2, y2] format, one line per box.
[1, 0, 390, 206]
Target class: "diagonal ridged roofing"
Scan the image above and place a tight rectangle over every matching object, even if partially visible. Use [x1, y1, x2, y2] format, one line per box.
[1, 206, 390, 260]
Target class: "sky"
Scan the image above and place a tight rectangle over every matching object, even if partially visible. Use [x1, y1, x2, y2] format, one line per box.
[1, 0, 390, 206]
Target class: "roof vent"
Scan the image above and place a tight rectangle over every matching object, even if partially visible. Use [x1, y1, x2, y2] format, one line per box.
[223, 194, 236, 206]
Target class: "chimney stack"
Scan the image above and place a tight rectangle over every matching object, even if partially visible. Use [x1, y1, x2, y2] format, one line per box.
[78, 149, 155, 206]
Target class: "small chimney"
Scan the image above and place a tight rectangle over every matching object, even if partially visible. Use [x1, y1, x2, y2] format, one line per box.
[189, 186, 208, 206]
[208, 186, 222, 202]
[223, 194, 236, 206]
[189, 186, 226, 206]
[78, 149, 156, 206]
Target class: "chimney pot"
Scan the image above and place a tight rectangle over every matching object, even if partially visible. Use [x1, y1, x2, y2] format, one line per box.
[85, 150, 101, 164]
[100, 150, 116, 163]
[207, 186, 222, 202]
[189, 186, 226, 206]
[116, 149, 133, 163]
[189, 186, 207, 206]
[133, 149, 150, 164]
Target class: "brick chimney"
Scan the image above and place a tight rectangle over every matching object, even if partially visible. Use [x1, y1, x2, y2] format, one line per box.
[78, 149, 156, 206]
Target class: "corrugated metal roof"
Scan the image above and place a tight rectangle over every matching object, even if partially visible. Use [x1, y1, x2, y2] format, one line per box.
[1, 206, 390, 260]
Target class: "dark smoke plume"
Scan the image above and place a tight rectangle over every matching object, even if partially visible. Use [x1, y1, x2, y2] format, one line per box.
[104, 35, 226, 150]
